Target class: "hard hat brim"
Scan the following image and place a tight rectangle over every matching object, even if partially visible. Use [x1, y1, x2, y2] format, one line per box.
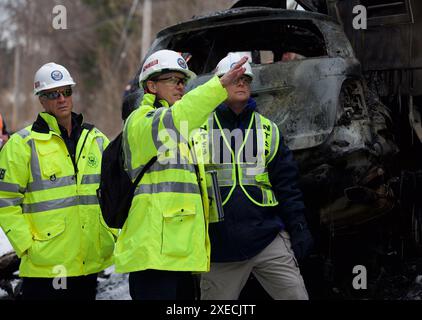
[34, 81, 76, 95]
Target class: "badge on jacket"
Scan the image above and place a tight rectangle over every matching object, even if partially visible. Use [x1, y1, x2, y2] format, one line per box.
[87, 153, 98, 168]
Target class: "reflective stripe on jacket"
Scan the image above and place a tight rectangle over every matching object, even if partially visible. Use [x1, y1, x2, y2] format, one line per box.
[0, 112, 116, 277]
[115, 76, 227, 273]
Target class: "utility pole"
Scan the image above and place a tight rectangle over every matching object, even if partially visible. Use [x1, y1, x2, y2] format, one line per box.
[12, 45, 20, 132]
[141, 0, 152, 62]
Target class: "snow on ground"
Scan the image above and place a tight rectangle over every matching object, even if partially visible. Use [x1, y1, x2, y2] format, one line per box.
[0, 288, 7, 299]
[0, 228, 13, 255]
[0, 229, 14, 300]
[96, 266, 131, 300]
[0, 230, 131, 300]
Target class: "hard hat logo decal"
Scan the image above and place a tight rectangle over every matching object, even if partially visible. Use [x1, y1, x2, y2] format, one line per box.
[230, 62, 237, 69]
[177, 58, 187, 69]
[143, 59, 158, 72]
[51, 70, 64, 81]
[35, 81, 40, 89]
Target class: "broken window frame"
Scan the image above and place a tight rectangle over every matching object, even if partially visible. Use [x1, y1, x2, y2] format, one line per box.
[154, 17, 329, 75]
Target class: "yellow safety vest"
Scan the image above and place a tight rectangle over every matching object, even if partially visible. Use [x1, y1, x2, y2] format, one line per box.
[114, 76, 228, 273]
[204, 111, 280, 212]
[0, 112, 116, 277]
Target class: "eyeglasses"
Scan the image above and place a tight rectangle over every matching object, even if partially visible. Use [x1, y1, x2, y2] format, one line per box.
[233, 76, 252, 85]
[40, 88, 73, 100]
[154, 76, 188, 86]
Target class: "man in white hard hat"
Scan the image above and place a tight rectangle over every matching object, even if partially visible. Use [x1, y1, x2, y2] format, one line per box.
[0, 62, 117, 300]
[114, 49, 248, 300]
[200, 53, 313, 300]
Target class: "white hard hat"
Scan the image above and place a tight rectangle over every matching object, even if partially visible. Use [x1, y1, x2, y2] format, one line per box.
[139, 50, 196, 87]
[34, 62, 76, 95]
[215, 52, 254, 79]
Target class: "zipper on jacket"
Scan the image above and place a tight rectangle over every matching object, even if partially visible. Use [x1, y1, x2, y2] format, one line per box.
[51, 131, 78, 177]
[74, 127, 94, 183]
[51, 126, 93, 183]
[188, 138, 206, 214]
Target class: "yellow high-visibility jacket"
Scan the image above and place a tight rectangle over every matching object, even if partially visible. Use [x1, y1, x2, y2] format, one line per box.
[0, 112, 117, 278]
[115, 76, 227, 273]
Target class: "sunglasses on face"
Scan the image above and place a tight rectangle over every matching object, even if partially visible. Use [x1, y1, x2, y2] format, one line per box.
[154, 76, 188, 86]
[40, 88, 73, 100]
[233, 76, 252, 85]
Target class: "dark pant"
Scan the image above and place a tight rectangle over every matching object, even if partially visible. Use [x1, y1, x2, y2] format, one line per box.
[21, 274, 98, 300]
[129, 269, 197, 300]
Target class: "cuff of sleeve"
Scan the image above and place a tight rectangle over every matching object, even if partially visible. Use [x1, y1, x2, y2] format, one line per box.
[207, 76, 228, 102]
[9, 233, 33, 258]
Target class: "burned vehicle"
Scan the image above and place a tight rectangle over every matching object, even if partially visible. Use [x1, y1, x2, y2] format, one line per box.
[118, 0, 422, 298]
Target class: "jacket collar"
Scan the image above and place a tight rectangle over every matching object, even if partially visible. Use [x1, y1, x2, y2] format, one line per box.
[216, 98, 257, 127]
[32, 112, 85, 136]
[142, 93, 170, 109]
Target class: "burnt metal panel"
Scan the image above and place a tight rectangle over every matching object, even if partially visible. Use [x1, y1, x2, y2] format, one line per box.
[318, 0, 422, 96]
[336, 0, 416, 70]
[293, 0, 422, 95]
[253, 58, 359, 150]
[362, 0, 413, 27]
[187, 57, 360, 150]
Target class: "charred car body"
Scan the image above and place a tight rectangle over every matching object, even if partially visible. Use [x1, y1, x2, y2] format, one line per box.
[119, 0, 422, 298]
[298, 0, 422, 240]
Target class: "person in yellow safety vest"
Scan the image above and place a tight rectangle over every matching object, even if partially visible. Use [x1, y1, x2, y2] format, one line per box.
[0, 62, 117, 300]
[200, 53, 314, 300]
[115, 49, 249, 300]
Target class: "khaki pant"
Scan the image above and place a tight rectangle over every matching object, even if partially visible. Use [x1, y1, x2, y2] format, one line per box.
[201, 230, 309, 300]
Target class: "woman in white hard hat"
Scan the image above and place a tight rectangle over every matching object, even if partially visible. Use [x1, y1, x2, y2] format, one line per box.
[114, 49, 249, 300]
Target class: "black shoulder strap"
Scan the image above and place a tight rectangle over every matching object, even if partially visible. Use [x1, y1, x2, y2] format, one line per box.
[82, 123, 95, 131]
[130, 155, 158, 191]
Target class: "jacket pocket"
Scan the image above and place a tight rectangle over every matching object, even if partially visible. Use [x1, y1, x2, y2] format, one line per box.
[98, 214, 116, 260]
[162, 208, 196, 257]
[29, 217, 66, 267]
[37, 145, 63, 179]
